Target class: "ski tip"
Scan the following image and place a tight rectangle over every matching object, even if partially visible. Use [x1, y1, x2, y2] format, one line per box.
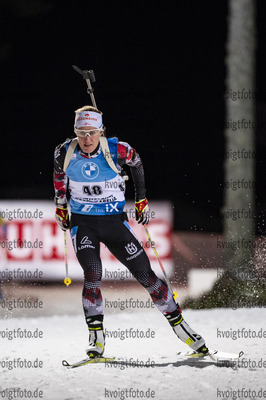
[62, 360, 70, 367]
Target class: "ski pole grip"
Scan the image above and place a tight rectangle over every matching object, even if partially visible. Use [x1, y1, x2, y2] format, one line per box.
[89, 70, 96, 82]
[72, 65, 94, 81]
[72, 65, 84, 75]
[82, 70, 90, 79]
[72, 64, 97, 108]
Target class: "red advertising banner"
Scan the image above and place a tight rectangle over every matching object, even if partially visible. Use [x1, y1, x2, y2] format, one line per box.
[0, 201, 173, 280]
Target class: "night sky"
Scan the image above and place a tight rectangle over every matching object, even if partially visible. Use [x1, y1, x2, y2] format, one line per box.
[1, 1, 266, 232]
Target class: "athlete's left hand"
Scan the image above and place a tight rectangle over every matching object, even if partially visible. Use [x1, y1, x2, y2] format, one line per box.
[135, 198, 150, 225]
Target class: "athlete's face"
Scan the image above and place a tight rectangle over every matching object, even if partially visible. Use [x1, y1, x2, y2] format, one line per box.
[76, 126, 103, 153]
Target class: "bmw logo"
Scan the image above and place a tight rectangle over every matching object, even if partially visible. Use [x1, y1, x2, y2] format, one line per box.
[81, 162, 99, 180]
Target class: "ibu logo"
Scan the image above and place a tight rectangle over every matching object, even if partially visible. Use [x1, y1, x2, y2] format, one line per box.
[82, 162, 99, 180]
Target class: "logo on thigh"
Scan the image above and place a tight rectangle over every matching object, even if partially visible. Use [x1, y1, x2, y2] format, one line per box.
[125, 242, 138, 255]
[81, 236, 92, 245]
[78, 236, 95, 250]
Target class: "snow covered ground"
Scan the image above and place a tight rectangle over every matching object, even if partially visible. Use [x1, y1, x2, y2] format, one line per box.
[1, 294, 266, 400]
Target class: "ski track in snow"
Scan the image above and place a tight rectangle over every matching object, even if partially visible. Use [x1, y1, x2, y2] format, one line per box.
[0, 308, 265, 400]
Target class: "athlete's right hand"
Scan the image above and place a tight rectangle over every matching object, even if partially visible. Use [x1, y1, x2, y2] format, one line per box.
[135, 198, 150, 225]
[55, 206, 70, 231]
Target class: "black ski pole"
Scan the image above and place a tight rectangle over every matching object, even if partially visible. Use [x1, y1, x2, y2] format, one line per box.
[72, 65, 97, 108]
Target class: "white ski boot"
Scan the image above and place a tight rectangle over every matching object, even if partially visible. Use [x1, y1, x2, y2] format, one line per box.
[166, 308, 208, 354]
[86, 316, 105, 358]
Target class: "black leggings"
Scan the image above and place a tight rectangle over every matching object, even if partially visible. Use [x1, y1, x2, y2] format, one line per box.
[70, 213, 177, 319]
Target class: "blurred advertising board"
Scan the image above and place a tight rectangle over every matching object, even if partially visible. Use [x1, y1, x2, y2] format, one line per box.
[0, 201, 173, 281]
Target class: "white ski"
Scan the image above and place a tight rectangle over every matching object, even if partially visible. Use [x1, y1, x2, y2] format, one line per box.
[177, 349, 244, 361]
[208, 350, 244, 361]
[62, 356, 116, 369]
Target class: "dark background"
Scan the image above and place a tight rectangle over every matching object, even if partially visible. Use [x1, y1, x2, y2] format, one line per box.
[1, 0, 266, 232]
